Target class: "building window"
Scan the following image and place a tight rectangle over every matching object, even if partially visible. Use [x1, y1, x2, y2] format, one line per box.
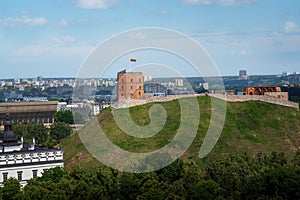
[131, 86, 133, 89]
[139, 78, 141, 83]
[2, 172, 8, 181]
[43, 169, 49, 173]
[17, 171, 23, 181]
[131, 79, 133, 82]
[32, 170, 38, 179]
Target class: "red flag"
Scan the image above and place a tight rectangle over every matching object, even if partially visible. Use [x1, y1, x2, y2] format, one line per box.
[130, 58, 136, 62]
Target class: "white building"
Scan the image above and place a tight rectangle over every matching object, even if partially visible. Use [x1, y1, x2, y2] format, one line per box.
[175, 79, 184, 87]
[199, 82, 209, 90]
[0, 119, 63, 186]
[92, 104, 100, 116]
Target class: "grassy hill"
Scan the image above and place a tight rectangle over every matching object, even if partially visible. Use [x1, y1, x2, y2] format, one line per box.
[62, 96, 300, 170]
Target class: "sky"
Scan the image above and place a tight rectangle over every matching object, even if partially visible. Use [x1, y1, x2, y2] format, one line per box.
[0, 0, 300, 79]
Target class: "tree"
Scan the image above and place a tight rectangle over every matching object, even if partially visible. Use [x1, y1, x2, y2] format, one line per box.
[191, 180, 221, 200]
[38, 167, 67, 182]
[12, 122, 48, 145]
[73, 112, 85, 124]
[27, 123, 48, 145]
[54, 110, 74, 124]
[0, 178, 21, 200]
[50, 122, 72, 142]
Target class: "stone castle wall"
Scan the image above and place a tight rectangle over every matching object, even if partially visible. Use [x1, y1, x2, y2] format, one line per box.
[113, 94, 299, 109]
[210, 94, 299, 109]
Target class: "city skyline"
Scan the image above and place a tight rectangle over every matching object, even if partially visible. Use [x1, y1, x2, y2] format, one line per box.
[0, 0, 300, 79]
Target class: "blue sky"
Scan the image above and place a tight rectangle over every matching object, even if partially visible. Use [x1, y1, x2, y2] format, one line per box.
[0, 0, 300, 78]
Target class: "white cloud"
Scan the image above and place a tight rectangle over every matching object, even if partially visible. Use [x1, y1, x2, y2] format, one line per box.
[158, 10, 168, 15]
[0, 15, 47, 27]
[12, 45, 93, 56]
[182, 0, 256, 6]
[193, 30, 300, 55]
[128, 32, 146, 40]
[58, 18, 68, 27]
[284, 21, 300, 33]
[240, 49, 248, 56]
[52, 36, 76, 44]
[77, 0, 115, 9]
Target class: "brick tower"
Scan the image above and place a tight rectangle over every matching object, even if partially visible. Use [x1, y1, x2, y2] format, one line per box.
[117, 70, 144, 101]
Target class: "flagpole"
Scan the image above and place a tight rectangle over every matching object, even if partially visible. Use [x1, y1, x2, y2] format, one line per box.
[129, 58, 136, 72]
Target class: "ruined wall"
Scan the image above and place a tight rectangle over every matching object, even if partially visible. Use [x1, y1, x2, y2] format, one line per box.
[244, 86, 281, 95]
[264, 92, 289, 100]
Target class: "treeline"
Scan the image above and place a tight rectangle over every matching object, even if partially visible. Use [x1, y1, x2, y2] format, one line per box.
[10, 121, 72, 147]
[0, 110, 78, 147]
[1, 152, 300, 200]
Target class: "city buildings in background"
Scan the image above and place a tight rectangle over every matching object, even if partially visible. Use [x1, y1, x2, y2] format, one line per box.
[0, 68, 299, 118]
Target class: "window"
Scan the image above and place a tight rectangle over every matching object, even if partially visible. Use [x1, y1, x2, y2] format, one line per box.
[131, 86, 133, 89]
[131, 79, 133, 82]
[2, 172, 8, 181]
[43, 169, 49, 173]
[17, 171, 23, 181]
[32, 170, 38, 179]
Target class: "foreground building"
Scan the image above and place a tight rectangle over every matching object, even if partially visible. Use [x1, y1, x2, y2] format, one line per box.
[0, 117, 63, 186]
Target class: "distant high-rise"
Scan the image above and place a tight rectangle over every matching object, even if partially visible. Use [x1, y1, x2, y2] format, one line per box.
[37, 76, 43, 82]
[175, 79, 184, 87]
[239, 70, 247, 80]
[117, 70, 144, 101]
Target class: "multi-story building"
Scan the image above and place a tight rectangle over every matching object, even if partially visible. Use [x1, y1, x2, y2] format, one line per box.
[175, 79, 184, 87]
[0, 101, 58, 126]
[117, 70, 144, 101]
[239, 70, 247, 80]
[0, 118, 63, 186]
[144, 82, 167, 96]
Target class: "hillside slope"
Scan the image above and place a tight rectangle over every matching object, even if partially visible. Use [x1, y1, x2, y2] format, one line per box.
[62, 96, 300, 170]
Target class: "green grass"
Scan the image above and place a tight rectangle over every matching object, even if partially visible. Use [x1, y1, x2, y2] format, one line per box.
[61, 96, 300, 170]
